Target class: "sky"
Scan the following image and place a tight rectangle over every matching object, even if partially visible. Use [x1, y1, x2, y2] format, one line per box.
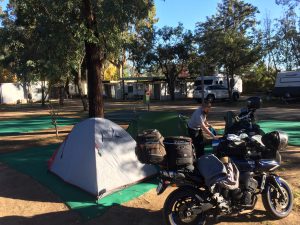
[0, 0, 289, 29]
[154, 0, 287, 30]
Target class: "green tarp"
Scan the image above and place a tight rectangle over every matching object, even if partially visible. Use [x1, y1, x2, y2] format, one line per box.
[0, 145, 157, 220]
[259, 120, 300, 147]
[0, 116, 81, 136]
[127, 111, 189, 139]
[0, 113, 299, 220]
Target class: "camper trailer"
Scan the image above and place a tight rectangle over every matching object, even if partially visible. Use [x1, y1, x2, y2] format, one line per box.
[193, 74, 243, 101]
[273, 71, 300, 98]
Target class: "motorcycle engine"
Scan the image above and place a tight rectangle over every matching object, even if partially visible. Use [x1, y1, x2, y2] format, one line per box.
[239, 172, 258, 205]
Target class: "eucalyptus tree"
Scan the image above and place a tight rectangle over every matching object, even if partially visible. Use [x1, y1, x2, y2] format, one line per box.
[81, 0, 154, 117]
[273, 9, 300, 70]
[0, 2, 41, 101]
[131, 24, 194, 100]
[1, 0, 154, 115]
[0, 1, 84, 106]
[195, 0, 263, 99]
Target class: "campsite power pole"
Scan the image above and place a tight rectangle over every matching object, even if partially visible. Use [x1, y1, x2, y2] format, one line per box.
[201, 63, 205, 105]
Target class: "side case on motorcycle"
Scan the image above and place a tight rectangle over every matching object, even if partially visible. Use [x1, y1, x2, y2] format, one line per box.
[135, 129, 166, 165]
[163, 136, 194, 170]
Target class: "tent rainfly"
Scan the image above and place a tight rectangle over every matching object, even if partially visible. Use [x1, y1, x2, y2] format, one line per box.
[48, 118, 157, 198]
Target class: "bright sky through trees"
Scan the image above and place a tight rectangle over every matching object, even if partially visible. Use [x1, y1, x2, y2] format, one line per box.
[0, 0, 288, 29]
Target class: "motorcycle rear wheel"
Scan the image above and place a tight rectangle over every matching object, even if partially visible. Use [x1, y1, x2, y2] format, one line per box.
[163, 187, 207, 225]
[262, 178, 293, 219]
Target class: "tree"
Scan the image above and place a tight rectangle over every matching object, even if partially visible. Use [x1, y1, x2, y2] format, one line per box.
[133, 24, 194, 100]
[1, 0, 154, 116]
[195, 0, 262, 99]
[276, 0, 300, 7]
[103, 63, 118, 81]
[244, 61, 277, 93]
[81, 0, 155, 116]
[274, 8, 300, 70]
[0, 68, 17, 83]
[0, 1, 85, 106]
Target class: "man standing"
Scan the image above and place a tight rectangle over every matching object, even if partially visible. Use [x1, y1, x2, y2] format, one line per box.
[187, 101, 217, 157]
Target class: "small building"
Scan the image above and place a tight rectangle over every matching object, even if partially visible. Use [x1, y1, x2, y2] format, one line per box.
[115, 77, 194, 100]
[0, 83, 24, 104]
[0, 82, 46, 104]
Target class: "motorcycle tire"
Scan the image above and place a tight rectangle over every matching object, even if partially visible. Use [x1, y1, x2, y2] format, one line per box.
[163, 187, 207, 225]
[262, 178, 293, 219]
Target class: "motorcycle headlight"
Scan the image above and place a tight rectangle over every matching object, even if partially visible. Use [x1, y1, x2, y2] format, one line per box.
[278, 131, 289, 151]
[262, 131, 288, 151]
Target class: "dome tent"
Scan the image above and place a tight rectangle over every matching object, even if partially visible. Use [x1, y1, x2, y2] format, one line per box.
[48, 118, 157, 198]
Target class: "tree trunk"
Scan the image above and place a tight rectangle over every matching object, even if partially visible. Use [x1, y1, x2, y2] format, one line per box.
[64, 77, 70, 99]
[75, 61, 88, 111]
[226, 73, 232, 101]
[59, 85, 64, 105]
[83, 0, 104, 118]
[167, 77, 175, 101]
[85, 42, 104, 118]
[41, 79, 46, 107]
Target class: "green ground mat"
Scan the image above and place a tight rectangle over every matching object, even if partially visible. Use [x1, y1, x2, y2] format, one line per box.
[0, 116, 81, 135]
[0, 145, 157, 220]
[259, 120, 300, 147]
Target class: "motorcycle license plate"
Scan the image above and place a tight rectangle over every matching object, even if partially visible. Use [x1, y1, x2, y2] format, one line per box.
[156, 180, 164, 194]
[156, 179, 168, 195]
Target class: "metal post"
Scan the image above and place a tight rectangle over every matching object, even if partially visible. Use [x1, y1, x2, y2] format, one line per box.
[201, 63, 205, 104]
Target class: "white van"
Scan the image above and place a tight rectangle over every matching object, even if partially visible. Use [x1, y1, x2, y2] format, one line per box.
[272, 71, 300, 98]
[193, 74, 243, 102]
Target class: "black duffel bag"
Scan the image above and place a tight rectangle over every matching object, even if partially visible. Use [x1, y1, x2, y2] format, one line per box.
[135, 129, 166, 165]
[163, 136, 195, 170]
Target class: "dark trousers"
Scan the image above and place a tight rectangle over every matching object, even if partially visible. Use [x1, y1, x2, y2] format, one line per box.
[188, 127, 205, 158]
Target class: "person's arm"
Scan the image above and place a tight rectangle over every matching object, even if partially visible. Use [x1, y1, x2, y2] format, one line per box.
[200, 122, 217, 139]
[204, 120, 211, 127]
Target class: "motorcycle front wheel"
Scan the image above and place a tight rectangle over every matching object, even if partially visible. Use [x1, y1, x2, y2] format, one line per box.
[163, 187, 207, 225]
[262, 178, 293, 219]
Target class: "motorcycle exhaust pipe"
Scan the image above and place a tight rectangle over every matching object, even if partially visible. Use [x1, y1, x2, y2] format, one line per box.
[192, 202, 214, 215]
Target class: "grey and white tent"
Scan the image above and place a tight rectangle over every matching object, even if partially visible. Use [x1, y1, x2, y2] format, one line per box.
[48, 118, 157, 197]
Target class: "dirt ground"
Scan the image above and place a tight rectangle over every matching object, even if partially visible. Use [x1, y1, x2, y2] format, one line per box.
[0, 99, 300, 225]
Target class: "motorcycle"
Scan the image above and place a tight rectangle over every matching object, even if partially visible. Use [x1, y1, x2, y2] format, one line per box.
[224, 96, 264, 136]
[157, 130, 293, 225]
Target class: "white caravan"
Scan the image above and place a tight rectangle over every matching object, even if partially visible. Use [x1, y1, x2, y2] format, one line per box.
[272, 71, 300, 98]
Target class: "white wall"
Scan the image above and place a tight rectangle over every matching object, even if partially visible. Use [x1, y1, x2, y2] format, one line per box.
[0, 83, 25, 104]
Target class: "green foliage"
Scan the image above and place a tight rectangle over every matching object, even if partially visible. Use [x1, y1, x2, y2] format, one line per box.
[131, 23, 194, 100]
[195, 0, 263, 97]
[243, 61, 277, 93]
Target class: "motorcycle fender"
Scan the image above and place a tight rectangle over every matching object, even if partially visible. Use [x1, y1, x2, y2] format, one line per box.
[266, 175, 285, 196]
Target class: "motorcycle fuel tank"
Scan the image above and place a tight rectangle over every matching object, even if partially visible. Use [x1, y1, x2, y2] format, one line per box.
[256, 159, 280, 172]
[231, 157, 256, 172]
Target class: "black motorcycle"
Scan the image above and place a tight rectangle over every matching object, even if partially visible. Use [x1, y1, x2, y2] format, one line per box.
[157, 130, 293, 225]
[224, 96, 264, 136]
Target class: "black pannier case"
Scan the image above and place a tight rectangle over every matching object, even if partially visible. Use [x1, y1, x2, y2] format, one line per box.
[135, 129, 166, 165]
[163, 136, 194, 170]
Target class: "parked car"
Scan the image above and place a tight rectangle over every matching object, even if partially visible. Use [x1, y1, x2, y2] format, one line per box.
[193, 84, 240, 102]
